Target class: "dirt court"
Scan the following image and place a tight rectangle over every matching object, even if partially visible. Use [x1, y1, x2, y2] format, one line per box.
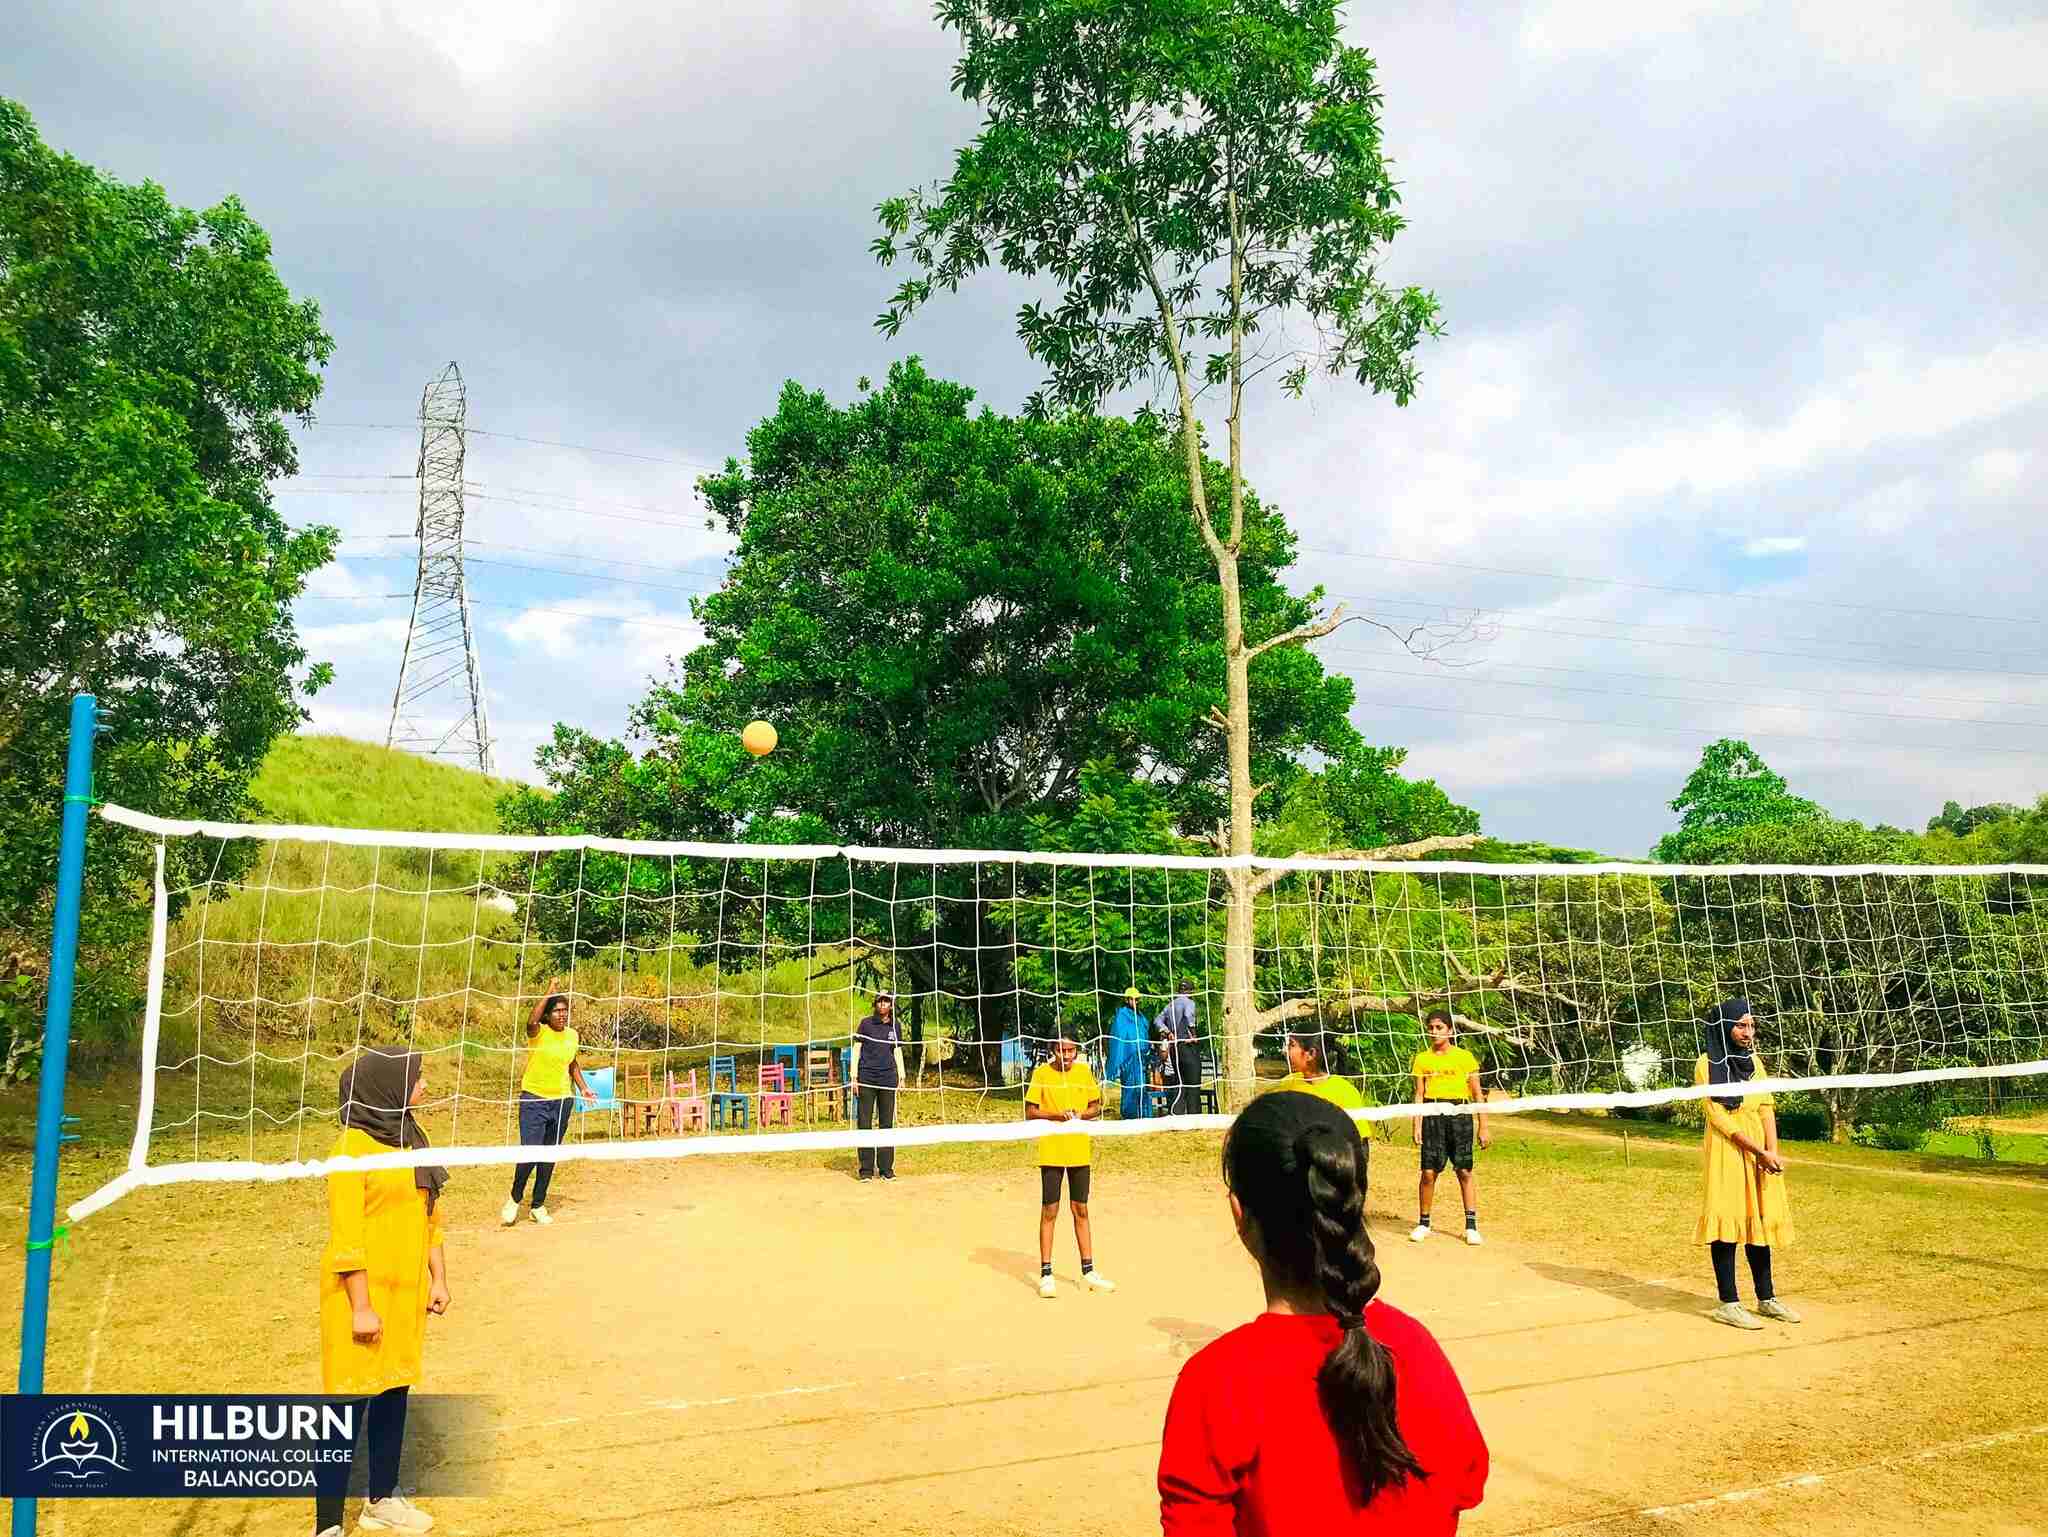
[7, 1117, 2048, 1537]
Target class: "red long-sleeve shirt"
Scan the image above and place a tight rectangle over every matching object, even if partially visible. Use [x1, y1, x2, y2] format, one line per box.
[1158, 1303, 1488, 1536]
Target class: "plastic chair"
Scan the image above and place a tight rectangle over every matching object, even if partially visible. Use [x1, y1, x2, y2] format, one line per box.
[666, 1069, 708, 1133]
[707, 1055, 750, 1130]
[573, 1066, 620, 1137]
[757, 1063, 795, 1128]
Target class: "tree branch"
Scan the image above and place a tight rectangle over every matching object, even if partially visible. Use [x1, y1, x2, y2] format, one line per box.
[1245, 833, 1485, 898]
[1246, 603, 1352, 661]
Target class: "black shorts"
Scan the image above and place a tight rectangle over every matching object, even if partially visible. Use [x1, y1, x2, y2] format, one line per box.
[1420, 1109, 1475, 1173]
[1040, 1165, 1092, 1205]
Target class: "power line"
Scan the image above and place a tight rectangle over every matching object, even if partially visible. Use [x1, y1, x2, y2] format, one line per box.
[304, 420, 725, 473]
[1297, 544, 2044, 629]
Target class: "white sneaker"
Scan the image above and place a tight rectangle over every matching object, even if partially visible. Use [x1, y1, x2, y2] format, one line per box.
[1463, 1227, 1483, 1246]
[500, 1199, 519, 1226]
[1038, 1273, 1056, 1298]
[358, 1494, 434, 1532]
[531, 1205, 552, 1226]
[1755, 1297, 1802, 1323]
[317, 1526, 343, 1537]
[1408, 1224, 1431, 1243]
[1710, 1301, 1764, 1331]
[1083, 1270, 1116, 1292]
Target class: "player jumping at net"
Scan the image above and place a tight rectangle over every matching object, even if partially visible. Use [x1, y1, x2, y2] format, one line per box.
[1410, 1009, 1488, 1246]
[505, 992, 592, 1227]
[1158, 1089, 1488, 1532]
[1696, 997, 1799, 1330]
[1025, 1030, 1116, 1297]
[321, 1048, 450, 1537]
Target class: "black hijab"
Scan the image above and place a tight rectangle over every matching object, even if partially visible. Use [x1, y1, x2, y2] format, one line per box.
[1702, 998, 1757, 1110]
[338, 1048, 449, 1212]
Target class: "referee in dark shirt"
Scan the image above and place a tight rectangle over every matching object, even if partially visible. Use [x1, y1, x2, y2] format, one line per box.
[853, 991, 906, 1181]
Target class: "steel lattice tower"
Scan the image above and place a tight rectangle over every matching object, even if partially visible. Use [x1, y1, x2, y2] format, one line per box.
[386, 362, 494, 773]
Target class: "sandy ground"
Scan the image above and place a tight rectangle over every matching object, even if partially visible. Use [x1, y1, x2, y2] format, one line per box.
[6, 1122, 2047, 1537]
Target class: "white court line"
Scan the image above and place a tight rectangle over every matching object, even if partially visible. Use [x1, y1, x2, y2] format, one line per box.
[1638, 1422, 2048, 1520]
[51, 1273, 119, 1537]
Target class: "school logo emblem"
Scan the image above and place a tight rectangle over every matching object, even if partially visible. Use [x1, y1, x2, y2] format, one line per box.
[25, 1405, 128, 1488]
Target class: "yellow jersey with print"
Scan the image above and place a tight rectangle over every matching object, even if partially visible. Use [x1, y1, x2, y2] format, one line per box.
[521, 1025, 579, 1099]
[1025, 1060, 1102, 1168]
[1411, 1045, 1480, 1102]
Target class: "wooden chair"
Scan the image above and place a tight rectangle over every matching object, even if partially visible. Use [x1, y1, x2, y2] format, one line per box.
[1194, 1051, 1221, 1115]
[804, 1049, 841, 1122]
[758, 1063, 795, 1128]
[770, 1044, 803, 1092]
[619, 1063, 661, 1137]
[666, 1069, 708, 1133]
[707, 1055, 750, 1130]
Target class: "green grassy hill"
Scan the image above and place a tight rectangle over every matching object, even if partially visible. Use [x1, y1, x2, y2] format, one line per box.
[251, 734, 520, 833]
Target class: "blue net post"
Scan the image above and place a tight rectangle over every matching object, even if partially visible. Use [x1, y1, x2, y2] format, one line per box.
[14, 693, 98, 1537]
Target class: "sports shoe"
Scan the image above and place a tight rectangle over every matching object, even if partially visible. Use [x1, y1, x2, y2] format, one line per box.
[1463, 1227, 1484, 1246]
[1408, 1224, 1431, 1243]
[1710, 1301, 1763, 1331]
[1083, 1270, 1116, 1293]
[1755, 1297, 1802, 1323]
[880, 1171, 896, 1182]
[500, 1199, 518, 1226]
[1038, 1273, 1057, 1298]
[358, 1494, 434, 1532]
[317, 1526, 343, 1537]
[530, 1206, 552, 1226]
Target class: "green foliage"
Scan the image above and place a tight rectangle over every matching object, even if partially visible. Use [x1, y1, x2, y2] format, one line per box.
[1259, 744, 1479, 857]
[1926, 799, 2026, 837]
[1653, 739, 1826, 862]
[874, 0, 1440, 415]
[0, 98, 335, 1057]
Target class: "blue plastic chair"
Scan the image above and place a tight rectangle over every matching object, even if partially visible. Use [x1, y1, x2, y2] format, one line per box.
[574, 1066, 619, 1138]
[707, 1054, 750, 1130]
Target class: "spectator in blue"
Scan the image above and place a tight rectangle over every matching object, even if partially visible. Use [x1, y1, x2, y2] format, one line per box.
[1107, 986, 1151, 1119]
[1154, 977, 1204, 1115]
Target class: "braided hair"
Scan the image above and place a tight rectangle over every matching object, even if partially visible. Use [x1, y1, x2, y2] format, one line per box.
[1223, 1091, 1425, 1503]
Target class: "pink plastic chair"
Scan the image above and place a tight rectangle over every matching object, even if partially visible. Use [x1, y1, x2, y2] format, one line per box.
[757, 1063, 795, 1128]
[667, 1070, 708, 1133]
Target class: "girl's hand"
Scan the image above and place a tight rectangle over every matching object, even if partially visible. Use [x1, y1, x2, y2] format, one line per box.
[1757, 1149, 1784, 1174]
[1478, 1130, 1491, 1151]
[351, 1306, 384, 1345]
[428, 1280, 451, 1316]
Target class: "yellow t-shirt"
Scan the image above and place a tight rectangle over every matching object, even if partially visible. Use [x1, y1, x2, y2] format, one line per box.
[1025, 1061, 1102, 1168]
[521, 1025, 579, 1099]
[1411, 1045, 1481, 1101]
[1271, 1073, 1367, 1112]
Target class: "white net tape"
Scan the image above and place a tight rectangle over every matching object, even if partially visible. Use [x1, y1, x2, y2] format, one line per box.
[70, 804, 2048, 1221]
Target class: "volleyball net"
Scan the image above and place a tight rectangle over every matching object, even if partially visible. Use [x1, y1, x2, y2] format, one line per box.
[69, 803, 2048, 1219]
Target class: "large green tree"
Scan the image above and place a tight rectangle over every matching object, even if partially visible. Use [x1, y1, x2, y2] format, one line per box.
[1653, 739, 1825, 862]
[0, 99, 335, 1059]
[501, 364, 1474, 1077]
[874, 0, 1447, 1100]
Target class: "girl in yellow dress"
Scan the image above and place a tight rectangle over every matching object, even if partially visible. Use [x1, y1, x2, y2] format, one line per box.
[1694, 999, 1799, 1331]
[318, 1048, 450, 1536]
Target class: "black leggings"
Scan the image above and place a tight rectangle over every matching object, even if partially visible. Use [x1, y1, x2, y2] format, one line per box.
[314, 1386, 408, 1531]
[1709, 1241, 1775, 1304]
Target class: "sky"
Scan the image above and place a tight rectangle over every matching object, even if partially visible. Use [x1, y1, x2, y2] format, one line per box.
[12, 0, 2048, 855]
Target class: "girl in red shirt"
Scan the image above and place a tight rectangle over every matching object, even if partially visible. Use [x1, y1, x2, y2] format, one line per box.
[1158, 1091, 1488, 1535]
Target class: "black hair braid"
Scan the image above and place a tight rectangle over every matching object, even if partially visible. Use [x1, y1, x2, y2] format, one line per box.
[1300, 1124, 1426, 1504]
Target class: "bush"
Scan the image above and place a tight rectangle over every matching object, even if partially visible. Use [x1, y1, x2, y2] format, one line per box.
[1850, 1122, 1924, 1152]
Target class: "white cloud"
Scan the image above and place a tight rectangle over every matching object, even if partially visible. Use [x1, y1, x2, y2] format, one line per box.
[1741, 536, 1807, 558]
[1963, 448, 2028, 499]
